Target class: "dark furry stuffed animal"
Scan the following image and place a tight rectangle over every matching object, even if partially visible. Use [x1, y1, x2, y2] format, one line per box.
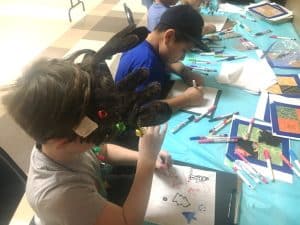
[64, 25, 172, 144]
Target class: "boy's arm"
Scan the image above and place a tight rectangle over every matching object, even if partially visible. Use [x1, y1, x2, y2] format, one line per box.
[161, 86, 203, 112]
[94, 125, 168, 225]
[168, 61, 205, 87]
[101, 144, 138, 165]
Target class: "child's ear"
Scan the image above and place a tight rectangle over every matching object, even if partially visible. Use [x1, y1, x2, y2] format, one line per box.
[54, 138, 71, 149]
[163, 29, 176, 46]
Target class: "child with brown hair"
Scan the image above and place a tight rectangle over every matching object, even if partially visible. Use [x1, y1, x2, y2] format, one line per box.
[2, 26, 172, 225]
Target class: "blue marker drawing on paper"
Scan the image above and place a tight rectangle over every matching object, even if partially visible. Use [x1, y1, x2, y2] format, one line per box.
[182, 211, 197, 224]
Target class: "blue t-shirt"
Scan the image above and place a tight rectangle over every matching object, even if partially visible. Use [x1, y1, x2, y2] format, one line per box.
[115, 40, 169, 92]
[147, 3, 169, 31]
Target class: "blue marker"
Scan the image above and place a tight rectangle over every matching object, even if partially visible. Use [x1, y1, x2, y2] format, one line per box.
[289, 149, 300, 171]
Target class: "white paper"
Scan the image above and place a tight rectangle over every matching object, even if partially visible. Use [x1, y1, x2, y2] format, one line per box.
[217, 58, 277, 93]
[145, 165, 216, 225]
[254, 91, 269, 121]
[202, 15, 228, 32]
[168, 81, 219, 115]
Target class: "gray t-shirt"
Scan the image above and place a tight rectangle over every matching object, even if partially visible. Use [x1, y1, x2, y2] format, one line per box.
[26, 147, 107, 225]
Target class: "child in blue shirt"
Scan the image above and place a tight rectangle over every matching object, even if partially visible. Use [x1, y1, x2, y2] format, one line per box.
[147, 0, 179, 32]
[116, 5, 207, 112]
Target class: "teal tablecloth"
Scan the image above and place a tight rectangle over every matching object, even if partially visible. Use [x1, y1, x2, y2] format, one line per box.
[154, 9, 300, 225]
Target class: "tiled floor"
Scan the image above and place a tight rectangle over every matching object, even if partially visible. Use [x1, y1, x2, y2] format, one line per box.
[0, 0, 147, 172]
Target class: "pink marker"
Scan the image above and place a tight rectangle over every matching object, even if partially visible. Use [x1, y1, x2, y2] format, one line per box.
[263, 149, 275, 182]
[194, 105, 216, 122]
[235, 150, 269, 184]
[280, 153, 300, 177]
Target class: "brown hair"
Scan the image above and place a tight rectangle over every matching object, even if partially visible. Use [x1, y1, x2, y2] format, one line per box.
[2, 58, 91, 143]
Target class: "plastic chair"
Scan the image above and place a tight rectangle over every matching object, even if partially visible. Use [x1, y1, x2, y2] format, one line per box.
[0, 147, 26, 225]
[123, 3, 135, 26]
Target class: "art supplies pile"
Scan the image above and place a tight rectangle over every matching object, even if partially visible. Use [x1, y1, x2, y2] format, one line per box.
[167, 81, 221, 115]
[225, 115, 294, 184]
[246, 1, 293, 24]
[217, 58, 277, 93]
[145, 163, 240, 225]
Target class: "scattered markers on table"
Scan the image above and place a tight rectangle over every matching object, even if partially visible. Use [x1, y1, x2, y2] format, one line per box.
[233, 164, 256, 189]
[280, 153, 300, 177]
[209, 112, 239, 122]
[235, 149, 269, 184]
[269, 35, 297, 41]
[172, 115, 195, 134]
[194, 105, 216, 122]
[209, 117, 232, 135]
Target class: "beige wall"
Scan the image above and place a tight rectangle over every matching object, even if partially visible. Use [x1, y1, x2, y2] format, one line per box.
[285, 0, 300, 35]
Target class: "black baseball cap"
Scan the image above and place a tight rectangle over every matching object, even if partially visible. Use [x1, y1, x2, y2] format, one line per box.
[158, 5, 210, 52]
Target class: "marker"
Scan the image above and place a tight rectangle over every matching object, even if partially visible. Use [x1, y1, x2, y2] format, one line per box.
[194, 105, 216, 122]
[233, 165, 255, 189]
[209, 117, 232, 135]
[254, 29, 272, 36]
[199, 137, 239, 143]
[217, 56, 248, 62]
[189, 66, 217, 72]
[280, 153, 300, 177]
[209, 112, 239, 122]
[263, 149, 275, 182]
[243, 118, 255, 140]
[269, 35, 296, 41]
[188, 58, 211, 64]
[172, 115, 195, 134]
[235, 160, 261, 184]
[235, 150, 269, 184]
[189, 134, 228, 140]
[289, 149, 300, 171]
[238, 22, 251, 32]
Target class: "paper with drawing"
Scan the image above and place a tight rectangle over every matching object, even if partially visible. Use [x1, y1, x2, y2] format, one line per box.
[168, 81, 219, 115]
[145, 165, 216, 225]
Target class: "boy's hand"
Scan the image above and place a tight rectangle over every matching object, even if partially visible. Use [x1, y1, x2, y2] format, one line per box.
[203, 23, 217, 35]
[138, 124, 168, 165]
[155, 150, 172, 170]
[183, 86, 204, 107]
[182, 67, 205, 87]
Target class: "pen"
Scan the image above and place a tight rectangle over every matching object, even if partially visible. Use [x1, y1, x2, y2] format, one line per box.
[269, 35, 296, 41]
[172, 115, 195, 134]
[254, 29, 272, 36]
[194, 105, 216, 122]
[243, 118, 255, 140]
[199, 137, 238, 143]
[209, 112, 239, 122]
[235, 150, 269, 184]
[189, 134, 228, 140]
[217, 56, 247, 62]
[289, 149, 300, 171]
[209, 117, 232, 135]
[280, 153, 300, 177]
[233, 165, 255, 189]
[263, 149, 275, 182]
